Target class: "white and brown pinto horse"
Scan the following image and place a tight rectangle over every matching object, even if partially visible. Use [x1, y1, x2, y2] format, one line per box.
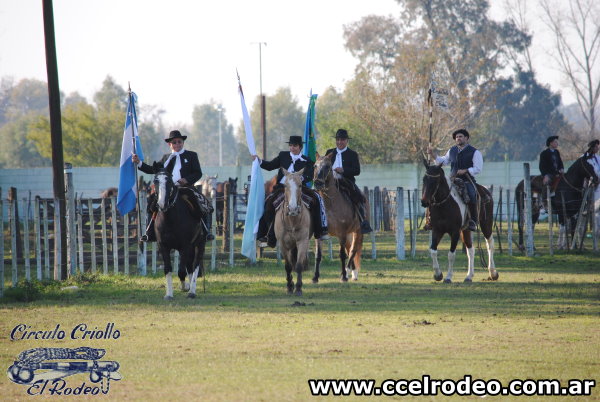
[421, 160, 498, 283]
[274, 169, 313, 296]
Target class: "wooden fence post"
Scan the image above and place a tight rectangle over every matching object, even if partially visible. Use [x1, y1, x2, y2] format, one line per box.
[547, 185, 553, 256]
[229, 191, 234, 267]
[64, 163, 77, 276]
[223, 182, 230, 253]
[523, 163, 534, 256]
[88, 199, 97, 273]
[101, 198, 108, 274]
[22, 198, 31, 281]
[506, 189, 513, 256]
[42, 199, 50, 279]
[9, 196, 18, 286]
[396, 187, 405, 260]
[211, 191, 217, 271]
[34, 197, 42, 280]
[77, 198, 84, 273]
[111, 197, 118, 274]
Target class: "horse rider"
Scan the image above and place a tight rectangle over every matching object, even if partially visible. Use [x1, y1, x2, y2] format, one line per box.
[539, 135, 564, 197]
[252, 135, 330, 247]
[584, 139, 600, 236]
[427, 128, 483, 231]
[324, 129, 373, 234]
[132, 130, 214, 242]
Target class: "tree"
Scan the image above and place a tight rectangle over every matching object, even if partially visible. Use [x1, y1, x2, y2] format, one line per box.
[0, 113, 50, 168]
[0, 77, 49, 125]
[188, 102, 237, 167]
[483, 71, 574, 161]
[540, 0, 600, 139]
[236, 87, 304, 163]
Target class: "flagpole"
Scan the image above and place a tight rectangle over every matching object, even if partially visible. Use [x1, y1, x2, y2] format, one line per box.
[128, 84, 143, 243]
[427, 79, 433, 163]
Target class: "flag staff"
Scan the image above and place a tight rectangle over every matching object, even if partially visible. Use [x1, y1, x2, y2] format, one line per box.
[128, 83, 143, 243]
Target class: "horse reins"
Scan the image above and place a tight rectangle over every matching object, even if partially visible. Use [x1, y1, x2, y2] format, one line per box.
[424, 172, 452, 206]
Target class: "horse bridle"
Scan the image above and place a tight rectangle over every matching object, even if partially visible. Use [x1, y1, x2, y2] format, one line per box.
[423, 171, 452, 206]
[561, 157, 598, 193]
[155, 172, 179, 212]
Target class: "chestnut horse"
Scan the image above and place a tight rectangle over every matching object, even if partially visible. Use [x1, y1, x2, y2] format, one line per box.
[313, 154, 364, 282]
[421, 160, 498, 283]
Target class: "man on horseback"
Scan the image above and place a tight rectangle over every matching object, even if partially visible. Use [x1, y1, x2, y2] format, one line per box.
[132, 130, 214, 242]
[427, 128, 483, 231]
[539, 135, 564, 197]
[252, 135, 329, 248]
[324, 129, 372, 234]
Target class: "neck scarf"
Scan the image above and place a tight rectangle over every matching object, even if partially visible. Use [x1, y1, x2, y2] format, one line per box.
[164, 149, 185, 183]
[332, 147, 347, 178]
[281, 152, 303, 184]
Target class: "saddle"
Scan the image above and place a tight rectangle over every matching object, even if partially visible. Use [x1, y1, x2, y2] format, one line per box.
[179, 187, 214, 219]
[450, 178, 492, 206]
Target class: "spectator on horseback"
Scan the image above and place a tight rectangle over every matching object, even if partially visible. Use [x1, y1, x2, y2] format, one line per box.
[427, 128, 482, 231]
[132, 130, 214, 242]
[539, 135, 564, 197]
[324, 129, 372, 234]
[252, 135, 329, 247]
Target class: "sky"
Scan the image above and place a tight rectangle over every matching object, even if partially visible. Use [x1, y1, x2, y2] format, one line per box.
[0, 0, 568, 132]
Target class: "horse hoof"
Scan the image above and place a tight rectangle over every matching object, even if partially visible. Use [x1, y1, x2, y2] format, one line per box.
[464, 278, 472, 283]
[187, 293, 196, 299]
[434, 273, 443, 281]
[489, 272, 499, 281]
[164, 295, 174, 301]
[294, 290, 303, 297]
[443, 279, 452, 284]
[340, 276, 348, 283]
[287, 288, 294, 295]
[312, 277, 319, 284]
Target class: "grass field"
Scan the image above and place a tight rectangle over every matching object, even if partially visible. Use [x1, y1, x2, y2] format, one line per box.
[1, 242, 599, 401]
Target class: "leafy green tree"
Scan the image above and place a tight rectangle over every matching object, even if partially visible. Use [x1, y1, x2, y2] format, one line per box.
[0, 112, 50, 168]
[187, 102, 236, 168]
[0, 77, 49, 125]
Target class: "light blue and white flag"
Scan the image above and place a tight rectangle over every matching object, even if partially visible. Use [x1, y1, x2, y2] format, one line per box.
[239, 80, 265, 262]
[117, 92, 144, 215]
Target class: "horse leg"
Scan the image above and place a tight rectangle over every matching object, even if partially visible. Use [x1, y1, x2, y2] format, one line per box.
[339, 239, 348, 282]
[185, 247, 200, 299]
[442, 232, 461, 284]
[430, 231, 444, 281]
[178, 249, 190, 292]
[462, 230, 475, 283]
[557, 224, 566, 249]
[346, 235, 359, 281]
[485, 236, 499, 280]
[312, 239, 321, 284]
[160, 245, 174, 300]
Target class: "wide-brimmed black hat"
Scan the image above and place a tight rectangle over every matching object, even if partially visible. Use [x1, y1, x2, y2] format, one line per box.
[452, 129, 470, 139]
[546, 135, 559, 147]
[165, 130, 187, 143]
[334, 129, 351, 139]
[286, 135, 304, 145]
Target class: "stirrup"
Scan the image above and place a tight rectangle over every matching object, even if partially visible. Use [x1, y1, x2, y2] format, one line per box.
[467, 220, 477, 231]
[360, 220, 373, 234]
[141, 234, 149, 242]
[206, 233, 215, 241]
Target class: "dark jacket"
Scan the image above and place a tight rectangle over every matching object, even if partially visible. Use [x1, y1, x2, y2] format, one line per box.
[138, 150, 202, 184]
[325, 147, 361, 183]
[539, 148, 564, 176]
[260, 151, 314, 184]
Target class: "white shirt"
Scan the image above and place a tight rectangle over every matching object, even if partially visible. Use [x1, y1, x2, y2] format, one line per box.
[332, 147, 347, 179]
[435, 146, 483, 176]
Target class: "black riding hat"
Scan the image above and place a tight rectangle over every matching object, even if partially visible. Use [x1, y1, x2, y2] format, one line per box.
[165, 130, 187, 143]
[546, 135, 559, 147]
[334, 129, 351, 139]
[286, 135, 304, 145]
[452, 129, 470, 139]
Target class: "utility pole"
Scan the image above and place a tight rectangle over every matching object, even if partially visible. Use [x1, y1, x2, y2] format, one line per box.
[215, 104, 223, 167]
[252, 42, 267, 159]
[42, 0, 67, 279]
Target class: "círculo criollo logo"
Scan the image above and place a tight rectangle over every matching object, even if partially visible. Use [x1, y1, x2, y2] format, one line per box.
[7, 347, 122, 395]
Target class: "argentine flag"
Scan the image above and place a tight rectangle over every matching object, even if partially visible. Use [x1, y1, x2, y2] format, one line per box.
[239, 81, 265, 262]
[117, 92, 144, 215]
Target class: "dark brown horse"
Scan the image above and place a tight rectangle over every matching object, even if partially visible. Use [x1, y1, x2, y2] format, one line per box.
[421, 160, 498, 283]
[516, 156, 598, 249]
[515, 175, 547, 251]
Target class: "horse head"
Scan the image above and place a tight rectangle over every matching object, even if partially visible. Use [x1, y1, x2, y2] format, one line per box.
[565, 156, 599, 189]
[154, 169, 176, 212]
[421, 163, 446, 207]
[313, 153, 334, 190]
[283, 168, 304, 216]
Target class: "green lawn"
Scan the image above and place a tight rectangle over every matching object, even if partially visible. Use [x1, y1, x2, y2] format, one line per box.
[1, 248, 599, 400]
